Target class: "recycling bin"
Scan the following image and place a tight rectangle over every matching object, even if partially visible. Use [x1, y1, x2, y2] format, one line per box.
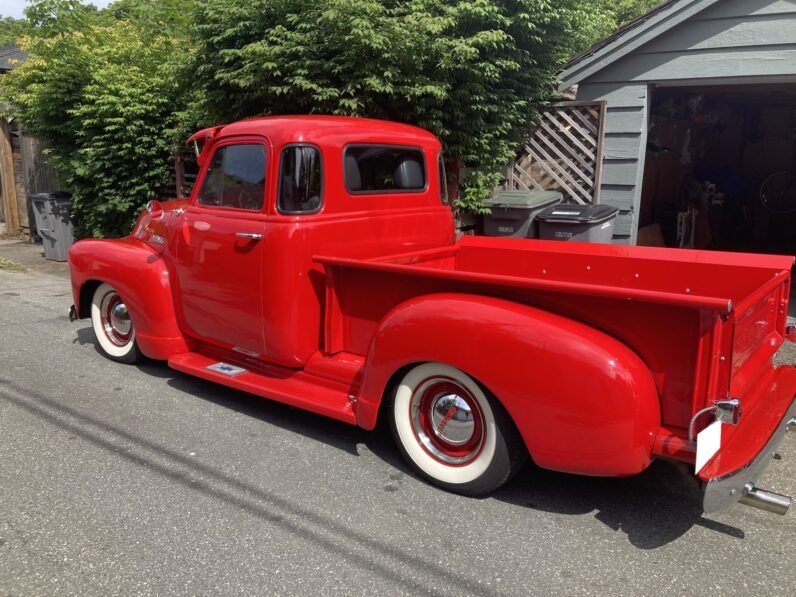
[536, 204, 620, 244]
[30, 192, 74, 261]
[483, 190, 563, 239]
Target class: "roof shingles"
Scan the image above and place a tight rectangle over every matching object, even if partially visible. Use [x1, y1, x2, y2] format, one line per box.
[0, 44, 28, 72]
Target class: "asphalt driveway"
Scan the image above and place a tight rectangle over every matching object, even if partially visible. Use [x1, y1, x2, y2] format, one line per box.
[0, 254, 794, 596]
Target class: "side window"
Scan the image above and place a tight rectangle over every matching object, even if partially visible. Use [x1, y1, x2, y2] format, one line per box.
[278, 145, 322, 214]
[344, 145, 426, 193]
[438, 153, 449, 205]
[197, 144, 266, 210]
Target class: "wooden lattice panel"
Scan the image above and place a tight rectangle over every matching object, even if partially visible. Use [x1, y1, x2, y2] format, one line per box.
[506, 101, 607, 205]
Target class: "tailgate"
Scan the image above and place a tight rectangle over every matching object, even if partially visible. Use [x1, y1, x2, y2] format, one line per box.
[697, 268, 795, 512]
[729, 270, 792, 398]
[700, 365, 796, 512]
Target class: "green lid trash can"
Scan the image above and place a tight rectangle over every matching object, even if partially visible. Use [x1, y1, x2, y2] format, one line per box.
[536, 204, 619, 244]
[483, 190, 563, 239]
[30, 192, 74, 262]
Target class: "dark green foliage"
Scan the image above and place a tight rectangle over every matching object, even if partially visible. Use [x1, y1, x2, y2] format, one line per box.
[192, 0, 595, 212]
[611, 0, 662, 26]
[0, 17, 29, 46]
[2, 0, 657, 235]
[0, 0, 195, 237]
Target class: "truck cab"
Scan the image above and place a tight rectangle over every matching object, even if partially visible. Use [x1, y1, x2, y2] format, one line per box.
[68, 116, 796, 515]
[151, 117, 452, 366]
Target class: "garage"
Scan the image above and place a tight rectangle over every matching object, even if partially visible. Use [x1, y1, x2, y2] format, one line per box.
[559, 0, 796, 254]
[641, 84, 796, 254]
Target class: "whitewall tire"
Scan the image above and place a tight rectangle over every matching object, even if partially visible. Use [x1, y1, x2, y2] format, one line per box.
[390, 363, 526, 496]
[91, 282, 141, 364]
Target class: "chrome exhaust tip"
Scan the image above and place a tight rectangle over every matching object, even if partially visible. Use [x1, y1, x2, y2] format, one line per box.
[788, 417, 796, 433]
[739, 483, 791, 515]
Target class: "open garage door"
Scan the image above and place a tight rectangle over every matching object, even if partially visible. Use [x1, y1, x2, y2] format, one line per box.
[639, 84, 796, 257]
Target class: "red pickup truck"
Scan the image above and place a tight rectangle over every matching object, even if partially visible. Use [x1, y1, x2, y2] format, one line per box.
[68, 116, 796, 514]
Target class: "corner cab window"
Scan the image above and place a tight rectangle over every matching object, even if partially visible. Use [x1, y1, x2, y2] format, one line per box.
[197, 144, 266, 210]
[344, 145, 426, 193]
[438, 153, 449, 205]
[278, 145, 322, 214]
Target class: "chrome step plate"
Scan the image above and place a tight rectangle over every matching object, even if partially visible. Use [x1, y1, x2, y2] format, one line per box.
[206, 362, 247, 377]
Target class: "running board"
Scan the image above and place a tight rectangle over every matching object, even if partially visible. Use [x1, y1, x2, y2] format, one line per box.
[168, 352, 357, 424]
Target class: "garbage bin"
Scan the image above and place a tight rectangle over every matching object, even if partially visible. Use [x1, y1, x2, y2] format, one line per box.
[536, 204, 620, 244]
[30, 192, 74, 261]
[483, 190, 562, 238]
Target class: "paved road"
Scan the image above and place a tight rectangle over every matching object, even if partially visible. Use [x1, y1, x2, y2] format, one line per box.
[1, 263, 795, 596]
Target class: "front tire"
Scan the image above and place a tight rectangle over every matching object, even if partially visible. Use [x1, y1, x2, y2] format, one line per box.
[90, 282, 141, 364]
[390, 363, 526, 496]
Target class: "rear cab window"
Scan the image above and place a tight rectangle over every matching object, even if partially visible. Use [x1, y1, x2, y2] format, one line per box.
[344, 145, 426, 193]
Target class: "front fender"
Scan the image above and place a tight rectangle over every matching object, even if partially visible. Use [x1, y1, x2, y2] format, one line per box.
[357, 293, 661, 477]
[68, 237, 189, 360]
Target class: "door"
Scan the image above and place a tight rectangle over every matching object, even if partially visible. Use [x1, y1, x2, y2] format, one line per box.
[173, 141, 268, 356]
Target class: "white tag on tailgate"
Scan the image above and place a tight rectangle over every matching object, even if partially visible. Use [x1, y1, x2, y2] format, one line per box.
[695, 420, 723, 474]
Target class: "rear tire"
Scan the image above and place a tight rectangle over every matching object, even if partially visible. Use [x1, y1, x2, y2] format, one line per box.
[390, 362, 526, 496]
[90, 282, 141, 364]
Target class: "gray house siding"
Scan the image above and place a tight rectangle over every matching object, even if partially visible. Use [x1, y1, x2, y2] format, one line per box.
[576, 83, 648, 242]
[573, 0, 796, 243]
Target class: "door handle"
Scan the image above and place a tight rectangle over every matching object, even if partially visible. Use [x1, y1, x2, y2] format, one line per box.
[235, 232, 263, 240]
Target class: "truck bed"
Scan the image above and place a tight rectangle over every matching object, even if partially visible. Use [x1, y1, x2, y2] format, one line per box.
[317, 236, 793, 432]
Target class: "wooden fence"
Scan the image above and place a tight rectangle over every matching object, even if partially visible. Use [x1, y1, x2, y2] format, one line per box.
[19, 133, 62, 195]
[505, 101, 607, 204]
[0, 118, 63, 236]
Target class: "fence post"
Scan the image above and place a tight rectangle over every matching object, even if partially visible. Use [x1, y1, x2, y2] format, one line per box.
[0, 117, 20, 235]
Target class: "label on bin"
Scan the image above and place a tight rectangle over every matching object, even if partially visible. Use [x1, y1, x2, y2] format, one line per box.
[552, 210, 580, 216]
[498, 226, 515, 234]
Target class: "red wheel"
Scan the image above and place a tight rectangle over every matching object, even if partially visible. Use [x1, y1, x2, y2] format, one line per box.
[390, 363, 526, 495]
[411, 378, 486, 466]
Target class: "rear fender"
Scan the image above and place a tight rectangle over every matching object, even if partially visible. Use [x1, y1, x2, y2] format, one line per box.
[68, 238, 189, 360]
[357, 293, 661, 477]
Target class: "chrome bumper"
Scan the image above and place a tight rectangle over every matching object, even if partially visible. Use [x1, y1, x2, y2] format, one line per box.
[703, 398, 796, 514]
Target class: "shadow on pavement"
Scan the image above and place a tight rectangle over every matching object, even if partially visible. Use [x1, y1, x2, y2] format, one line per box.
[493, 460, 744, 549]
[159, 362, 374, 459]
[71, 325, 747, 550]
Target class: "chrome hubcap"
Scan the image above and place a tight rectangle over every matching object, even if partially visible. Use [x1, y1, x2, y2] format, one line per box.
[100, 291, 133, 346]
[110, 303, 131, 336]
[410, 377, 485, 465]
[430, 393, 476, 445]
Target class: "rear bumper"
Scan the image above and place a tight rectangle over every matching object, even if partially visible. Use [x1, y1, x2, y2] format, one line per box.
[702, 366, 796, 513]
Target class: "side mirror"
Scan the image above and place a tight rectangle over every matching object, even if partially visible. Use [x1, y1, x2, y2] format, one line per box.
[146, 200, 164, 219]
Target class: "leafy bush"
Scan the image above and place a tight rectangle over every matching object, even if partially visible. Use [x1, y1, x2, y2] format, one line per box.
[0, 17, 29, 46]
[0, 0, 194, 237]
[2, 0, 658, 235]
[192, 0, 596, 213]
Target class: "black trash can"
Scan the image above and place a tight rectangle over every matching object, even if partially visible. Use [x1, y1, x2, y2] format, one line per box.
[30, 192, 74, 261]
[536, 204, 619, 244]
[483, 190, 562, 238]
